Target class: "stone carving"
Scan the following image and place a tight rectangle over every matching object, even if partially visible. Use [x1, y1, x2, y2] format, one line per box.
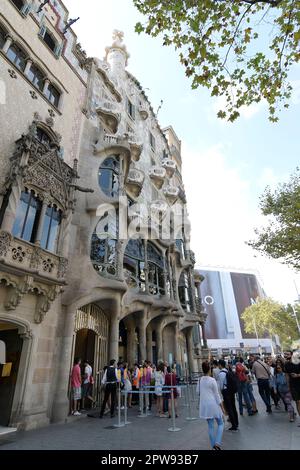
[0, 231, 13, 257]
[46, 117, 54, 127]
[30, 246, 42, 270]
[57, 257, 68, 279]
[29, 90, 38, 100]
[35, 285, 61, 324]
[5, 276, 34, 311]
[42, 258, 54, 273]
[8, 69, 17, 79]
[11, 246, 27, 263]
[48, 109, 55, 118]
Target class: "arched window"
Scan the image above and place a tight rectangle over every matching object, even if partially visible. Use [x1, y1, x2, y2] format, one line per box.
[124, 239, 146, 291]
[98, 156, 120, 198]
[12, 189, 41, 243]
[40, 205, 62, 253]
[36, 127, 52, 147]
[7, 43, 27, 71]
[178, 270, 192, 313]
[27, 64, 45, 91]
[45, 83, 60, 108]
[147, 242, 165, 295]
[91, 210, 118, 276]
[0, 25, 6, 49]
[11, 0, 25, 11]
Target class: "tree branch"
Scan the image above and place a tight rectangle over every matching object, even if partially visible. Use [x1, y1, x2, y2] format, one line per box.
[222, 4, 253, 68]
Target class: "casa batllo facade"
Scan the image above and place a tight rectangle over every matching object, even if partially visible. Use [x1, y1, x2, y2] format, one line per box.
[0, 0, 207, 431]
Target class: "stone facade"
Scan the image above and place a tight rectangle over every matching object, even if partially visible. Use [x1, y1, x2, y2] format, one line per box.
[0, 0, 207, 431]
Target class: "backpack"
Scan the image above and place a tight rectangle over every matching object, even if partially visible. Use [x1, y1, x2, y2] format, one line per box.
[236, 364, 248, 383]
[222, 369, 238, 394]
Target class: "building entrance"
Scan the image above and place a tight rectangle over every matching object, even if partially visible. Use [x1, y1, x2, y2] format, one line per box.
[71, 304, 109, 406]
[0, 323, 23, 426]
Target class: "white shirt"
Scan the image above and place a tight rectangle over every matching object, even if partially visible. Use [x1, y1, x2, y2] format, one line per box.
[84, 364, 92, 384]
[197, 376, 223, 419]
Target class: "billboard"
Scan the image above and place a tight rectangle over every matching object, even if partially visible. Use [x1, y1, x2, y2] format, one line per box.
[199, 269, 264, 341]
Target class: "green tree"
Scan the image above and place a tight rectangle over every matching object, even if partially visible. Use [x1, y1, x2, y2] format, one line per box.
[134, 0, 300, 122]
[241, 297, 299, 347]
[248, 168, 300, 270]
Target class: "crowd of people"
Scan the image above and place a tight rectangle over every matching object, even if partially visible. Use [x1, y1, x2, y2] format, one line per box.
[197, 350, 300, 450]
[70, 358, 182, 419]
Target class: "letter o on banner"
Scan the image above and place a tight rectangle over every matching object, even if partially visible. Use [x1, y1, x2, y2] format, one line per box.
[0, 340, 6, 364]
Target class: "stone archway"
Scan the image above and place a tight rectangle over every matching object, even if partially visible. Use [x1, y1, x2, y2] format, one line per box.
[0, 316, 33, 428]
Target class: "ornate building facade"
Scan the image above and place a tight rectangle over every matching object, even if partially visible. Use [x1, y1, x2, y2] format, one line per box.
[0, 0, 207, 431]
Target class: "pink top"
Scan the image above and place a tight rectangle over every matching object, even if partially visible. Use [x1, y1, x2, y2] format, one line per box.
[71, 364, 81, 388]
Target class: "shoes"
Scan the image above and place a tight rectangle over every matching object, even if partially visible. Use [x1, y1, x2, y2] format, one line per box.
[99, 415, 103, 419]
[111, 414, 115, 418]
[266, 408, 272, 413]
[227, 426, 238, 432]
[213, 445, 222, 450]
[253, 410, 258, 414]
[73, 411, 81, 416]
[248, 412, 254, 416]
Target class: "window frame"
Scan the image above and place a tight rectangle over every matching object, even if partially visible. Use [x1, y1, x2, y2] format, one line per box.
[126, 97, 135, 120]
[0, 25, 7, 50]
[27, 63, 45, 92]
[149, 132, 156, 151]
[12, 189, 42, 243]
[98, 155, 120, 198]
[6, 43, 27, 72]
[45, 83, 61, 108]
[39, 25, 63, 58]
[9, 0, 30, 16]
[40, 204, 62, 253]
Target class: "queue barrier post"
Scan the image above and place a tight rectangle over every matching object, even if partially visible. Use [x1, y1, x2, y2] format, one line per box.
[185, 383, 198, 421]
[137, 386, 146, 418]
[123, 390, 131, 425]
[113, 383, 125, 428]
[168, 387, 181, 432]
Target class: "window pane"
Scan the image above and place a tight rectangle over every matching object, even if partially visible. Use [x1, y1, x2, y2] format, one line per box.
[47, 208, 61, 252]
[43, 31, 56, 52]
[98, 156, 120, 197]
[40, 207, 52, 250]
[28, 64, 44, 91]
[46, 84, 60, 107]
[36, 127, 52, 146]
[7, 44, 26, 71]
[12, 191, 30, 238]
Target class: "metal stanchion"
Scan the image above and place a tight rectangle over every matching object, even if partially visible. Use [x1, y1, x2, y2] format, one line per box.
[123, 391, 131, 425]
[182, 383, 189, 407]
[185, 383, 197, 421]
[168, 388, 181, 432]
[137, 387, 146, 418]
[113, 383, 125, 428]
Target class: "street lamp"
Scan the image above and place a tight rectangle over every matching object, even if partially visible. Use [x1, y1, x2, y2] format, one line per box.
[252, 314, 261, 355]
[290, 304, 300, 336]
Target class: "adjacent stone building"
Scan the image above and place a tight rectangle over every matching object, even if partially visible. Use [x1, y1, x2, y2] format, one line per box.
[0, 0, 207, 431]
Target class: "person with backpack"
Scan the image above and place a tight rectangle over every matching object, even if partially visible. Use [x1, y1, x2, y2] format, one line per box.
[235, 358, 254, 416]
[252, 356, 272, 413]
[218, 359, 239, 431]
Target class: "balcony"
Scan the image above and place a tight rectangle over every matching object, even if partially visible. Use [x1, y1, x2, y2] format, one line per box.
[163, 185, 179, 204]
[150, 200, 169, 223]
[0, 231, 68, 284]
[96, 101, 121, 134]
[162, 158, 176, 178]
[125, 168, 145, 197]
[139, 104, 149, 120]
[128, 141, 143, 162]
[149, 166, 166, 189]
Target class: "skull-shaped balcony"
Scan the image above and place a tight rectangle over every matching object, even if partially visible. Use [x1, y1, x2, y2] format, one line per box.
[96, 101, 121, 134]
[150, 200, 169, 227]
[162, 159, 176, 178]
[139, 104, 149, 120]
[163, 185, 179, 204]
[149, 166, 166, 189]
[128, 140, 143, 162]
[125, 167, 145, 197]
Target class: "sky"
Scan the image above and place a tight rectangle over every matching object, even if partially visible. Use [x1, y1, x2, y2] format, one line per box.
[63, 0, 300, 304]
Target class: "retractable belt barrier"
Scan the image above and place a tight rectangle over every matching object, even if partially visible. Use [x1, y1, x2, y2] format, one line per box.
[113, 384, 199, 432]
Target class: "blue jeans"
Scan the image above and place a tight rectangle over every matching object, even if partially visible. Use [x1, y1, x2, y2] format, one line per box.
[207, 417, 224, 448]
[237, 381, 253, 414]
[246, 382, 255, 404]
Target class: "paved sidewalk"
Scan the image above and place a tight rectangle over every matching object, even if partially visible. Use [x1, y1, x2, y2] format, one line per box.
[1, 385, 300, 450]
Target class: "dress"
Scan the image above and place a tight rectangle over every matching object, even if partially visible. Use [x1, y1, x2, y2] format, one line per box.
[197, 376, 223, 419]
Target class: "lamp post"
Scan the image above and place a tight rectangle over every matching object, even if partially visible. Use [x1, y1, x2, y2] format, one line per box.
[252, 314, 261, 355]
[290, 304, 300, 336]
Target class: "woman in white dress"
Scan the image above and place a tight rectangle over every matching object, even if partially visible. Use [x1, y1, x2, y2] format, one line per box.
[155, 363, 166, 417]
[197, 361, 225, 450]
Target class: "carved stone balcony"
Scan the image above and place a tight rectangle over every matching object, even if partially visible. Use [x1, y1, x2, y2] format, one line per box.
[149, 166, 166, 189]
[139, 104, 149, 120]
[150, 200, 169, 224]
[0, 230, 68, 324]
[96, 101, 121, 134]
[162, 158, 176, 178]
[125, 168, 145, 197]
[163, 185, 179, 204]
[0, 231, 68, 284]
[128, 141, 143, 162]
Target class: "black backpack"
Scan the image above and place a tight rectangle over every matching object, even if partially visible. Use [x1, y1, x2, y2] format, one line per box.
[221, 369, 238, 394]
